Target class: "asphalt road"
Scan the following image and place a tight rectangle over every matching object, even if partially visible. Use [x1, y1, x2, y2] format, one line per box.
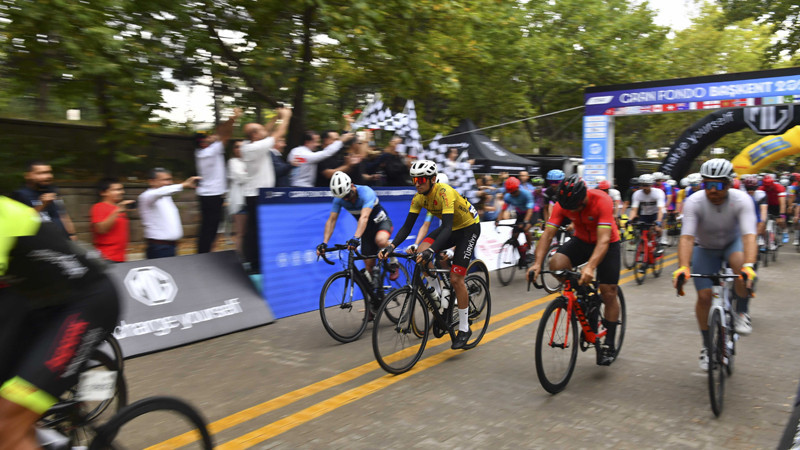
[120, 246, 800, 449]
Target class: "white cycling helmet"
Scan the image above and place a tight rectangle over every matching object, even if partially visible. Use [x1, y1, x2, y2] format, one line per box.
[638, 174, 655, 186]
[680, 177, 689, 188]
[666, 179, 677, 186]
[780, 176, 791, 186]
[436, 173, 449, 184]
[330, 171, 352, 198]
[700, 158, 734, 180]
[652, 171, 665, 180]
[687, 173, 702, 185]
[410, 160, 437, 177]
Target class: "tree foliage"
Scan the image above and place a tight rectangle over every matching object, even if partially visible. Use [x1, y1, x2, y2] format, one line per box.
[0, 0, 793, 176]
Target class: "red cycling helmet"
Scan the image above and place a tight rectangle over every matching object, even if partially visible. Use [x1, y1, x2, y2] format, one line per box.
[597, 180, 610, 190]
[505, 176, 520, 193]
[763, 174, 775, 187]
[732, 178, 740, 189]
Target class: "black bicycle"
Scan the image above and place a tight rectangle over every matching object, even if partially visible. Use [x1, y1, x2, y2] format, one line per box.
[495, 222, 540, 286]
[318, 244, 410, 343]
[372, 258, 491, 374]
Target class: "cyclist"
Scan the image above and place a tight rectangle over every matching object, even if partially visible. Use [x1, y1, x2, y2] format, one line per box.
[408, 172, 449, 252]
[758, 174, 787, 250]
[542, 169, 565, 222]
[743, 175, 768, 251]
[531, 177, 546, 224]
[671, 159, 757, 371]
[0, 196, 120, 448]
[379, 160, 481, 350]
[597, 179, 621, 218]
[317, 171, 396, 280]
[627, 174, 665, 242]
[496, 176, 535, 261]
[676, 173, 702, 213]
[527, 174, 622, 366]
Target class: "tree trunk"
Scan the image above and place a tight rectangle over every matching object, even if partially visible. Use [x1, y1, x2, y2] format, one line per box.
[94, 78, 117, 176]
[287, 5, 315, 149]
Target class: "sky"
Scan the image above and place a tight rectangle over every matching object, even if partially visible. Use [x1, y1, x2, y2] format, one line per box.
[155, 1, 702, 126]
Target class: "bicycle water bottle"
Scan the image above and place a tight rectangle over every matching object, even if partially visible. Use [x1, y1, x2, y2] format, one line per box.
[427, 286, 441, 310]
[372, 266, 381, 289]
[440, 288, 450, 310]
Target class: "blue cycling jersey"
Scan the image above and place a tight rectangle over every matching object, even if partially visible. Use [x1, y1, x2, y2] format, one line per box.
[331, 185, 388, 223]
[503, 188, 534, 213]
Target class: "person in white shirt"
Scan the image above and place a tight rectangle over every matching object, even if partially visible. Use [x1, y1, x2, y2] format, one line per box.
[241, 107, 292, 272]
[227, 141, 248, 255]
[195, 108, 241, 253]
[138, 168, 200, 259]
[288, 131, 348, 187]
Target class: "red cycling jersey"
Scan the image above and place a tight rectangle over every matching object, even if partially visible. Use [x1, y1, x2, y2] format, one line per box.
[547, 189, 620, 244]
[758, 183, 786, 206]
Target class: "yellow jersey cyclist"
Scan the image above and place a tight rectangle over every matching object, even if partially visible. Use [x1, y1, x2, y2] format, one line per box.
[0, 196, 120, 448]
[379, 160, 481, 349]
[671, 159, 757, 371]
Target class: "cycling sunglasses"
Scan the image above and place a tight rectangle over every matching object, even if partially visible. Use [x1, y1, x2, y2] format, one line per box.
[413, 176, 430, 185]
[704, 180, 728, 191]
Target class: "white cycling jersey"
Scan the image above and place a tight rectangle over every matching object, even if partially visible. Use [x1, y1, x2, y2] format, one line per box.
[631, 188, 665, 216]
[681, 188, 757, 249]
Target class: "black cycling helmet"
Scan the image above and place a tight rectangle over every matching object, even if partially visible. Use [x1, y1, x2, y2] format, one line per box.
[557, 174, 587, 210]
[630, 177, 639, 185]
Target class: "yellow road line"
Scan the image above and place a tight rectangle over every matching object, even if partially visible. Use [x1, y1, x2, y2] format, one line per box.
[150, 252, 679, 448]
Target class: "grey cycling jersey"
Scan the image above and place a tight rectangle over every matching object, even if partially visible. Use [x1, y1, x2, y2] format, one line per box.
[681, 188, 757, 249]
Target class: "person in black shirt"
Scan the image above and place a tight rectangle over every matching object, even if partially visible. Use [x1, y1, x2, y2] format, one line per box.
[11, 160, 76, 240]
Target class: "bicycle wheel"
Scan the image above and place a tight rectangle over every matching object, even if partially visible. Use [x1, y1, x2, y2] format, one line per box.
[462, 276, 491, 350]
[379, 261, 411, 324]
[467, 258, 490, 290]
[372, 286, 429, 374]
[708, 309, 726, 417]
[541, 245, 562, 293]
[90, 396, 213, 449]
[622, 235, 637, 269]
[497, 241, 519, 286]
[535, 297, 578, 394]
[319, 271, 370, 343]
[633, 240, 646, 285]
[598, 287, 626, 357]
[652, 244, 664, 277]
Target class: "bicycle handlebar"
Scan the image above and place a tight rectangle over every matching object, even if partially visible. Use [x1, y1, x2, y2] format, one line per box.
[675, 272, 751, 297]
[317, 244, 407, 265]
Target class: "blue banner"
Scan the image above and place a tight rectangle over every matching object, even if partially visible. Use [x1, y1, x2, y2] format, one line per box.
[585, 72, 800, 116]
[582, 116, 611, 186]
[257, 187, 427, 318]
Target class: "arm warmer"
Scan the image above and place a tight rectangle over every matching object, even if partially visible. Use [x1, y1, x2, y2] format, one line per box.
[391, 212, 420, 249]
[429, 214, 454, 253]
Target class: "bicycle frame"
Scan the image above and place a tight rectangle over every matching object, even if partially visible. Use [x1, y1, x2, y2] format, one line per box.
[319, 245, 404, 304]
[399, 262, 458, 340]
[543, 275, 605, 349]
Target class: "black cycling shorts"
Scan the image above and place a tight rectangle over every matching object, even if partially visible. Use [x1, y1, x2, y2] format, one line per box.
[556, 238, 621, 285]
[360, 218, 393, 256]
[0, 276, 120, 412]
[424, 222, 481, 275]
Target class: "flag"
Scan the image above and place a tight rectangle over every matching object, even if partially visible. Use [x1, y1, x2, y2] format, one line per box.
[418, 134, 479, 204]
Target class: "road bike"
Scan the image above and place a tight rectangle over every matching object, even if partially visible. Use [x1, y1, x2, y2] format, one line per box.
[531, 270, 627, 394]
[675, 267, 749, 417]
[664, 211, 681, 247]
[630, 222, 664, 285]
[539, 225, 572, 294]
[37, 335, 212, 449]
[495, 222, 541, 286]
[372, 258, 491, 374]
[762, 215, 780, 266]
[620, 215, 639, 270]
[318, 244, 410, 343]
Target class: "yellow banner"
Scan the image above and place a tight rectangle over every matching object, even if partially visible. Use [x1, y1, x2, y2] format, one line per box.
[733, 125, 800, 174]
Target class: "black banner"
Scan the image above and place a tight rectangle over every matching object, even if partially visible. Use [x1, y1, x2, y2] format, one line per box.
[106, 251, 274, 357]
[660, 105, 800, 179]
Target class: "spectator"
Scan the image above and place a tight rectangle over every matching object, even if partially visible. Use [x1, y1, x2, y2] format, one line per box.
[90, 177, 134, 262]
[373, 136, 411, 186]
[195, 108, 242, 254]
[271, 137, 291, 187]
[138, 168, 200, 259]
[519, 171, 534, 192]
[315, 133, 368, 185]
[478, 191, 501, 221]
[315, 130, 342, 187]
[241, 107, 292, 272]
[11, 160, 77, 240]
[227, 141, 248, 255]
[477, 175, 498, 194]
[288, 130, 347, 187]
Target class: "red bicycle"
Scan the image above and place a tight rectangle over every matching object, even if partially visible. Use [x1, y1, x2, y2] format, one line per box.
[630, 222, 664, 284]
[531, 270, 627, 394]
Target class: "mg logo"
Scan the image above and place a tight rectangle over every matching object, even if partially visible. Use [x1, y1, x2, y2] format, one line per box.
[124, 266, 178, 306]
[744, 106, 794, 135]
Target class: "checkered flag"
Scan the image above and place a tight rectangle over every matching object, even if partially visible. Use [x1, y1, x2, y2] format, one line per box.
[420, 134, 479, 204]
[393, 100, 423, 156]
[352, 100, 393, 130]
